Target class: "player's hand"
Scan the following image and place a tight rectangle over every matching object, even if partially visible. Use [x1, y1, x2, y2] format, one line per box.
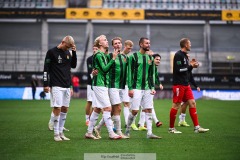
[128, 90, 134, 98]
[159, 84, 163, 90]
[147, 50, 154, 56]
[44, 87, 50, 93]
[70, 88, 73, 96]
[71, 44, 76, 51]
[197, 87, 201, 92]
[112, 48, 120, 60]
[150, 89, 156, 95]
[92, 69, 98, 76]
[190, 60, 199, 68]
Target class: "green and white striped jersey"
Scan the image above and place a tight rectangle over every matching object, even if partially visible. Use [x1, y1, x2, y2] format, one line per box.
[92, 50, 115, 87]
[107, 53, 128, 89]
[128, 51, 155, 90]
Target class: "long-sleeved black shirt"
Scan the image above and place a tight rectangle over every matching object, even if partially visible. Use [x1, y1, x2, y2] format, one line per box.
[43, 46, 77, 88]
[173, 50, 193, 86]
[189, 72, 198, 88]
[86, 55, 93, 85]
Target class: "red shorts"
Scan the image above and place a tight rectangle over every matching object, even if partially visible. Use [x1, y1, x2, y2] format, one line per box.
[172, 85, 194, 103]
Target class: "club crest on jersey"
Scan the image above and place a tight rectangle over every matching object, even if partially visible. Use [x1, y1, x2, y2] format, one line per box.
[67, 55, 69, 59]
[123, 58, 127, 62]
[58, 55, 62, 63]
[148, 60, 152, 65]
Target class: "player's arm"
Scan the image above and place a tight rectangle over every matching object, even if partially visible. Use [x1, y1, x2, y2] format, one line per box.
[150, 57, 156, 93]
[71, 46, 77, 68]
[174, 54, 193, 73]
[95, 53, 115, 73]
[189, 72, 198, 89]
[43, 50, 51, 93]
[154, 66, 163, 90]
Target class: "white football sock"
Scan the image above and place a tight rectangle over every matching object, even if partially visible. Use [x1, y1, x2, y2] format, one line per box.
[53, 115, 60, 135]
[49, 111, 54, 123]
[96, 117, 105, 130]
[87, 111, 99, 133]
[127, 113, 136, 130]
[59, 112, 67, 133]
[123, 106, 130, 125]
[112, 115, 121, 133]
[145, 112, 153, 135]
[103, 111, 114, 133]
[138, 110, 145, 127]
[85, 115, 90, 122]
[152, 108, 159, 123]
[180, 113, 186, 122]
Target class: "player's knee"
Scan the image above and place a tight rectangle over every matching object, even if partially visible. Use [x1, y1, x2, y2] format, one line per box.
[189, 101, 196, 108]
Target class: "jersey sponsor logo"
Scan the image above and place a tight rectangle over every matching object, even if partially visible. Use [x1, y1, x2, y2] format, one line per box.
[58, 55, 62, 63]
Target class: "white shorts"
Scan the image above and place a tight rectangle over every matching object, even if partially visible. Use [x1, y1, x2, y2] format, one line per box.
[50, 86, 71, 108]
[87, 85, 93, 102]
[109, 88, 121, 105]
[92, 86, 111, 109]
[130, 89, 153, 111]
[120, 85, 130, 102]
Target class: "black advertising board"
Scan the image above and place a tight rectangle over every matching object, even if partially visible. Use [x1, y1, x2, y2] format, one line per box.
[0, 8, 65, 19]
[145, 10, 222, 20]
[0, 72, 239, 89]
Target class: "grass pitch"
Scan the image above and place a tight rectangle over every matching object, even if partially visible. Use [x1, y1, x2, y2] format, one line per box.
[0, 99, 240, 160]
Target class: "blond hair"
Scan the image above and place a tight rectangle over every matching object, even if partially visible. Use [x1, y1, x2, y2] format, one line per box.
[63, 35, 75, 46]
[124, 40, 133, 47]
[94, 35, 106, 48]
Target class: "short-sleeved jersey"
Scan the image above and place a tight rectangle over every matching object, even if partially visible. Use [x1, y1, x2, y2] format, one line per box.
[43, 46, 77, 88]
[86, 55, 93, 85]
[92, 51, 115, 87]
[128, 51, 155, 90]
[173, 50, 193, 86]
[107, 53, 128, 89]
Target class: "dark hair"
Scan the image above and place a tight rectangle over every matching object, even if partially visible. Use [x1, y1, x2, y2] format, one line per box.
[152, 53, 161, 59]
[139, 37, 149, 47]
[180, 38, 190, 48]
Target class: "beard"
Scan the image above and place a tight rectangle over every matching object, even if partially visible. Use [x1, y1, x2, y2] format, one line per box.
[142, 47, 150, 51]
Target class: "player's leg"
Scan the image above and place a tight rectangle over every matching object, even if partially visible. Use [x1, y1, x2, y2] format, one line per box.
[142, 91, 161, 139]
[85, 87, 101, 139]
[152, 107, 163, 127]
[186, 86, 209, 133]
[125, 89, 142, 137]
[178, 101, 190, 127]
[58, 88, 71, 140]
[169, 85, 183, 134]
[85, 85, 93, 126]
[50, 87, 64, 141]
[138, 108, 147, 131]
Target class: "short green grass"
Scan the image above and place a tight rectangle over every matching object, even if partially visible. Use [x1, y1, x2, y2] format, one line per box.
[0, 99, 240, 160]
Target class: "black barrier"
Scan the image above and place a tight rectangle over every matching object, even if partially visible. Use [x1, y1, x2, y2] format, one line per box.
[0, 9, 65, 19]
[145, 10, 221, 20]
[0, 72, 239, 89]
[0, 9, 223, 20]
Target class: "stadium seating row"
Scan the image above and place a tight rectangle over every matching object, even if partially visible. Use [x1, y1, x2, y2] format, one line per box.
[1, 0, 240, 9]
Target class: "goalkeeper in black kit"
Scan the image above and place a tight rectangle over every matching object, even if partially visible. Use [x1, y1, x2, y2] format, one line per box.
[43, 35, 77, 141]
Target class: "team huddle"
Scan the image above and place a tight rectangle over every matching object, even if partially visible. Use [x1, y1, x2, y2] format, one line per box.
[43, 35, 209, 142]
